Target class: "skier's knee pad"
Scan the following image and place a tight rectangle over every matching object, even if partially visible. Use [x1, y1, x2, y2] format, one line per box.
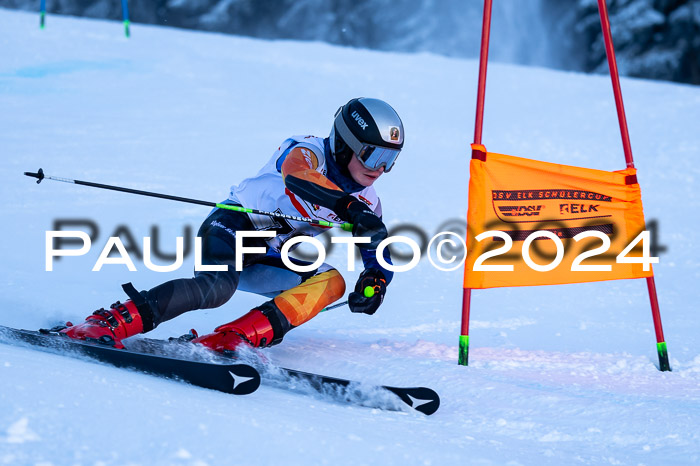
[273, 269, 346, 327]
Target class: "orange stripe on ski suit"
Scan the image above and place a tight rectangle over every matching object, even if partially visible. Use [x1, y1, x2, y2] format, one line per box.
[273, 269, 346, 327]
[281, 147, 345, 192]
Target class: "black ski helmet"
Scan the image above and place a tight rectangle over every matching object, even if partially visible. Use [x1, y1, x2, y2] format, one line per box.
[329, 97, 404, 174]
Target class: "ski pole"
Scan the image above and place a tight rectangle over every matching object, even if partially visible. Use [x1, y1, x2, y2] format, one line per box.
[320, 286, 375, 312]
[39, 0, 46, 28]
[121, 0, 130, 38]
[24, 168, 353, 232]
[321, 300, 347, 312]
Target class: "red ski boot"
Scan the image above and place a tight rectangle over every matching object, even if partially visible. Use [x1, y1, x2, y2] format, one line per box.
[193, 301, 290, 353]
[59, 301, 145, 349]
[59, 283, 155, 349]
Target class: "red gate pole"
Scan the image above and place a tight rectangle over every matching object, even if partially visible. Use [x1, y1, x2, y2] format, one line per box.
[473, 0, 493, 146]
[597, 0, 670, 371]
[459, 0, 493, 366]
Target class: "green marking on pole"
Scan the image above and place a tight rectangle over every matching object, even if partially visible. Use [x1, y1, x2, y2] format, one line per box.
[458, 335, 469, 366]
[215, 204, 249, 213]
[214, 203, 350, 230]
[124, 20, 130, 38]
[40, 0, 46, 28]
[657, 341, 671, 372]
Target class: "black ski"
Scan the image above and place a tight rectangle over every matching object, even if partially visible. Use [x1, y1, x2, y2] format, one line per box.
[265, 366, 441, 415]
[0, 325, 440, 415]
[132, 336, 440, 415]
[0, 325, 260, 395]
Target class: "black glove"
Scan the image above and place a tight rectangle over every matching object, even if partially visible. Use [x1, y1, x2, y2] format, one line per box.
[348, 268, 387, 315]
[334, 195, 388, 249]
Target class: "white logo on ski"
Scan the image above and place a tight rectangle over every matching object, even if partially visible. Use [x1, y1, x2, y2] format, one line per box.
[407, 394, 432, 410]
[229, 371, 255, 391]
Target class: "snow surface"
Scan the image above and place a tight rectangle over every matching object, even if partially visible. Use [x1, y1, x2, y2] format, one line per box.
[1, 8, 700, 466]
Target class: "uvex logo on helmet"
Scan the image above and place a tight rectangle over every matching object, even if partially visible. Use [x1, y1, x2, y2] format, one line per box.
[351, 111, 369, 130]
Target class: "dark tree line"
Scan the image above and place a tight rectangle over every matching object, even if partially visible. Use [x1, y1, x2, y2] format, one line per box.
[1, 0, 697, 84]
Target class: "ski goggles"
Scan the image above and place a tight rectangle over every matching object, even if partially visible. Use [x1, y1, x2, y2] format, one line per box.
[356, 145, 401, 172]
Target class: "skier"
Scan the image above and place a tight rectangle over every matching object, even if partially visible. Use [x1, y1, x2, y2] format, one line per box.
[58, 97, 404, 353]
